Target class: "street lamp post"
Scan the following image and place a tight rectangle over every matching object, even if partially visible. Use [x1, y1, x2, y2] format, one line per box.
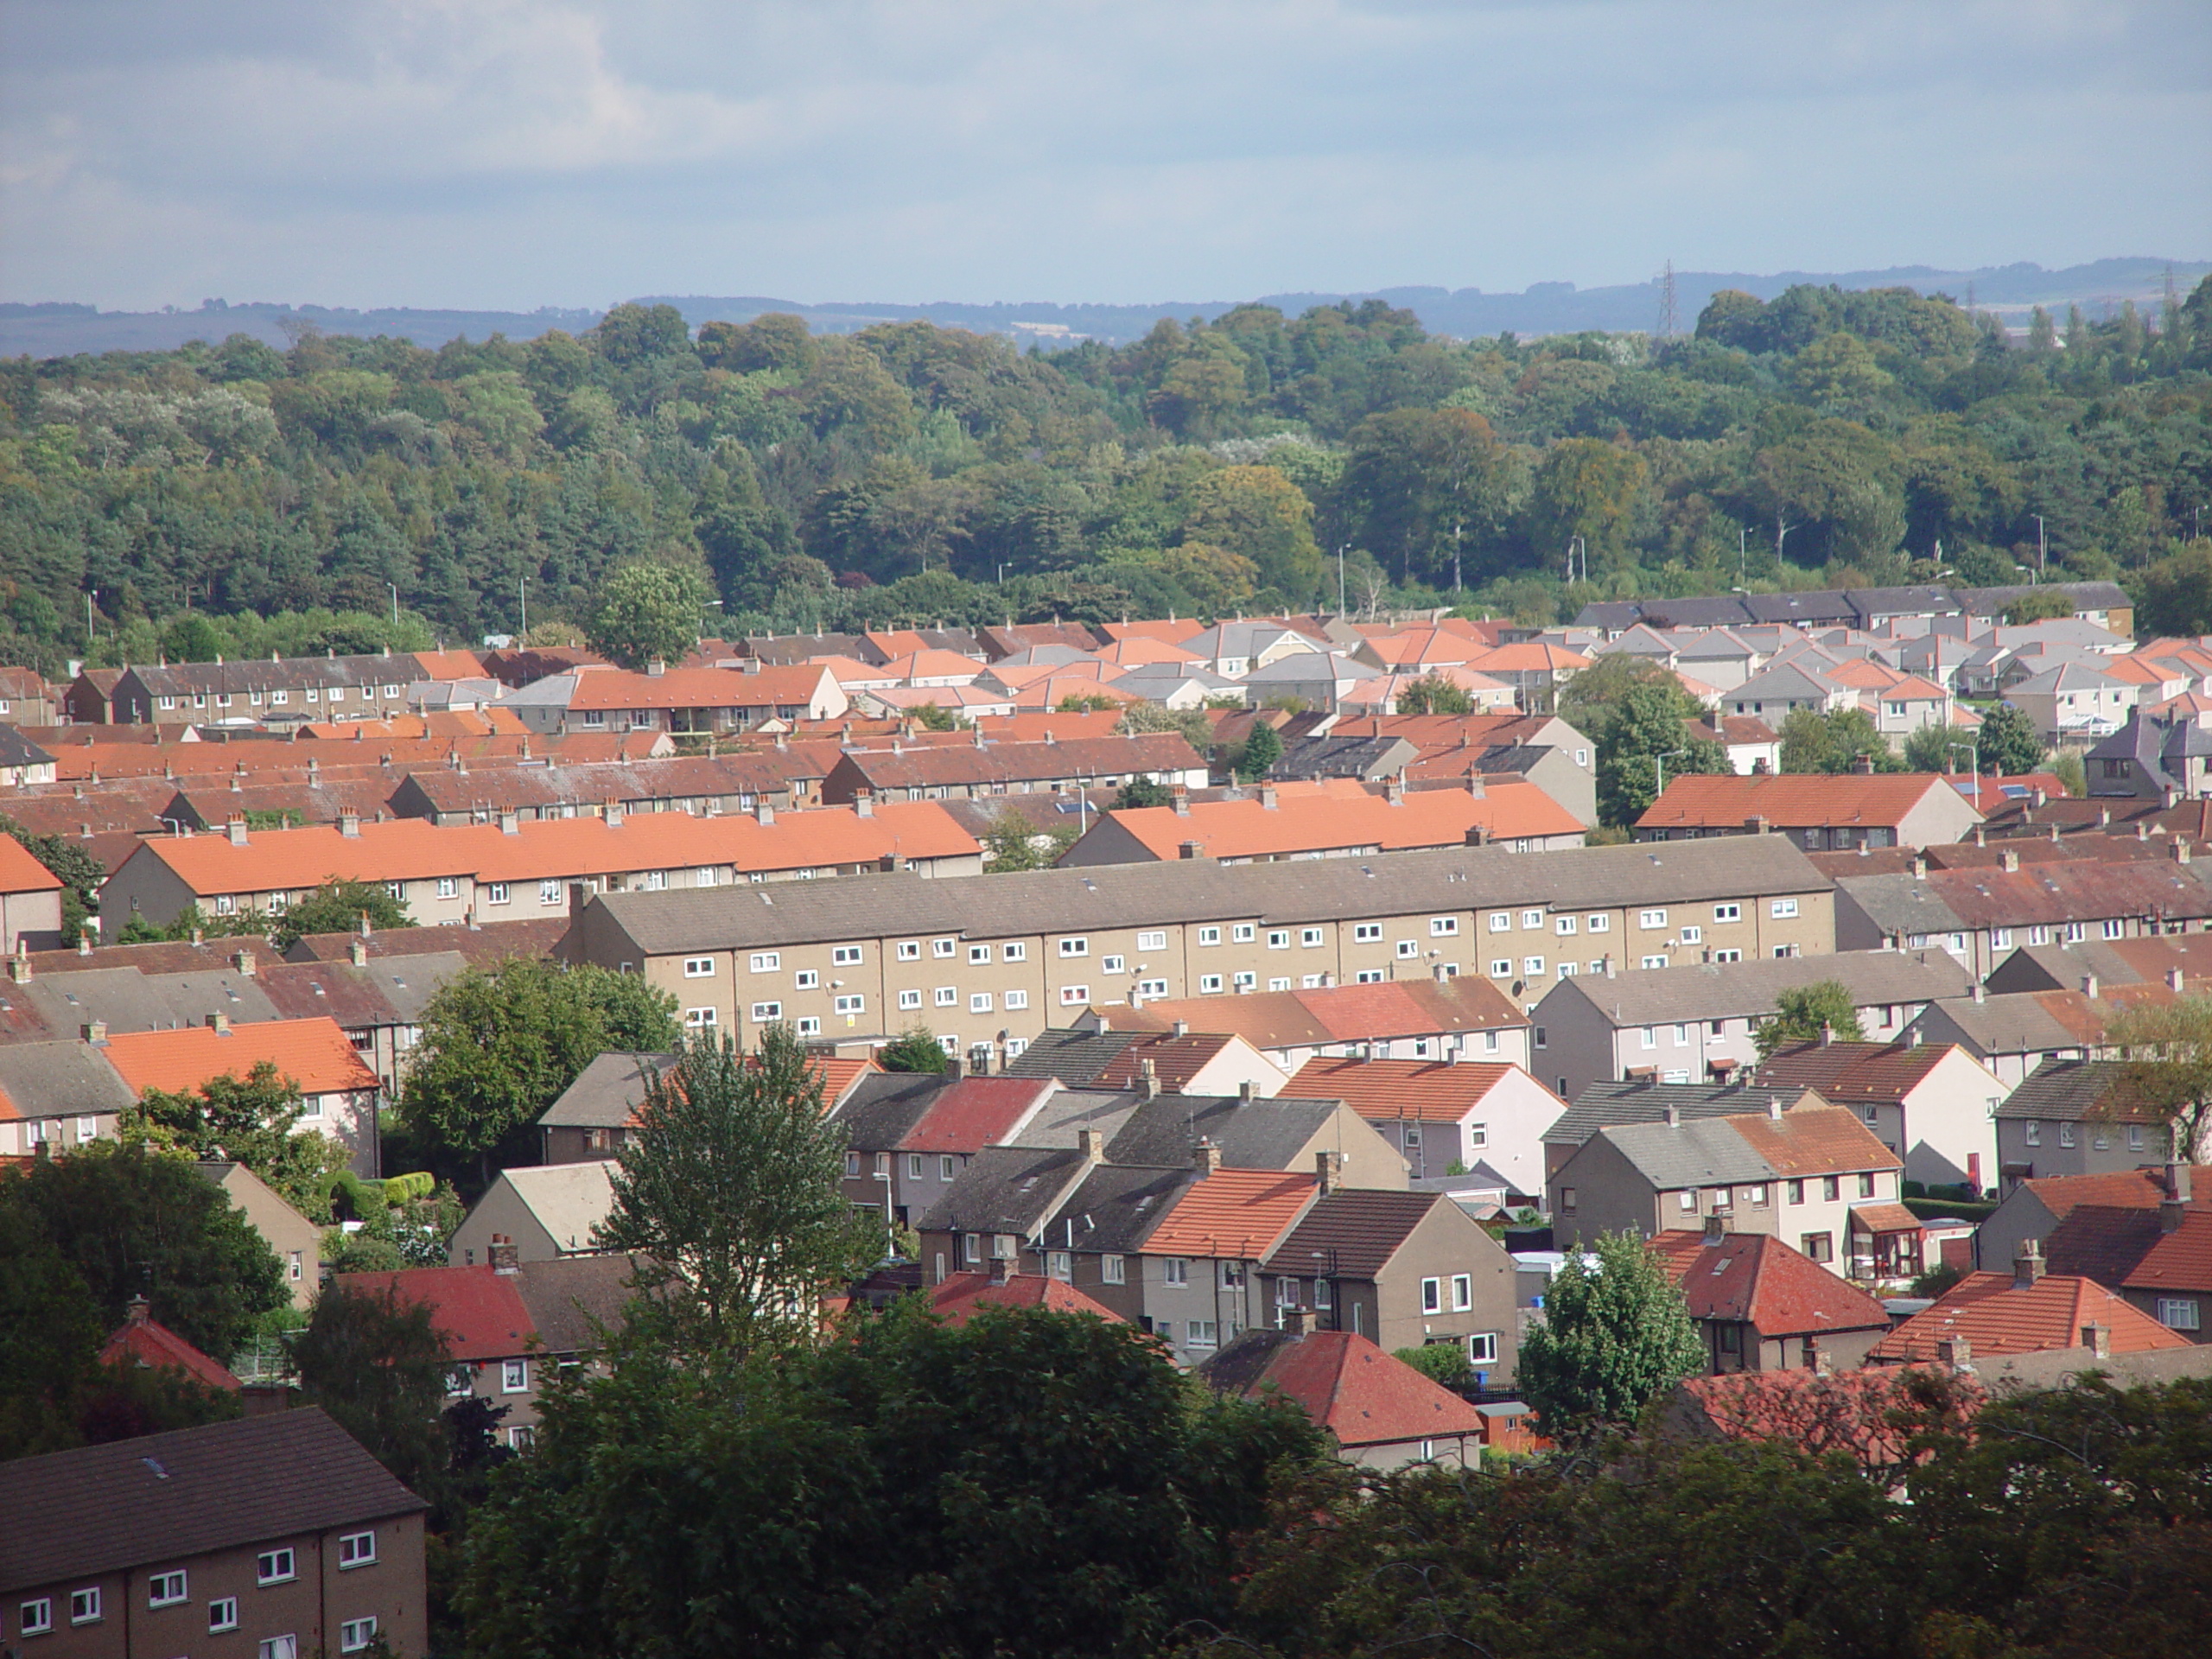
[1337, 543, 1350, 616]
[2031, 515, 2047, 580]
[1654, 746, 1688, 800]
[1948, 740, 1981, 810]
[388, 584, 399, 627]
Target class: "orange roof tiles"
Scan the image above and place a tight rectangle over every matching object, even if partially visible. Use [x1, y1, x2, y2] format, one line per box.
[2023, 1166, 2212, 1220]
[1726, 1103, 1903, 1176]
[1751, 1040, 1954, 1105]
[99, 1312, 243, 1392]
[1637, 772, 1971, 831]
[1869, 1270, 2190, 1362]
[2121, 1210, 2212, 1295]
[1224, 1330, 1485, 1446]
[1285, 1058, 1544, 1124]
[565, 664, 833, 711]
[1111, 976, 1526, 1051]
[1096, 779, 1580, 861]
[1142, 1167, 1317, 1258]
[0, 834, 62, 895]
[101, 1016, 379, 1098]
[928, 1271, 1122, 1325]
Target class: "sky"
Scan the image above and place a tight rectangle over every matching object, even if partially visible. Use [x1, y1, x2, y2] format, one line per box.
[3, 0, 2208, 313]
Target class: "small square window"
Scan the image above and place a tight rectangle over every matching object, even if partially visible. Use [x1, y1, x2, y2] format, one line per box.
[1555, 915, 1577, 936]
[1232, 971, 1256, 989]
[750, 951, 781, 972]
[1102, 1253, 1126, 1284]
[1199, 974, 1224, 993]
[149, 1572, 188, 1607]
[832, 944, 863, 966]
[969, 944, 992, 964]
[1004, 988, 1030, 1010]
[257, 1548, 296, 1586]
[1300, 926, 1323, 947]
[683, 957, 715, 978]
[1058, 937, 1089, 957]
[1489, 912, 1512, 933]
[834, 994, 866, 1014]
[796, 1017, 822, 1035]
[932, 938, 957, 957]
[897, 940, 922, 961]
[1451, 1274, 1471, 1312]
[208, 1598, 238, 1634]
[1137, 931, 1166, 950]
[1267, 930, 1290, 950]
[1396, 939, 1419, 958]
[1232, 923, 1256, 943]
[1432, 917, 1459, 937]
[898, 988, 922, 1011]
[1354, 922, 1382, 942]
[750, 1001, 783, 1021]
[1001, 942, 1027, 962]
[1198, 926, 1222, 946]
[69, 1588, 102, 1625]
[1771, 899, 1799, 918]
[795, 969, 820, 989]
[969, 992, 993, 1014]
[1421, 1276, 1441, 1313]
[935, 986, 958, 1006]
[340, 1618, 378, 1654]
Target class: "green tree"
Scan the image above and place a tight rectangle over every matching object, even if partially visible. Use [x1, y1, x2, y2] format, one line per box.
[1779, 706, 1904, 774]
[1754, 981, 1867, 1058]
[458, 1299, 1325, 1659]
[1595, 681, 1727, 828]
[1179, 466, 1327, 600]
[1977, 702, 2047, 778]
[128, 1062, 350, 1219]
[1901, 720, 1968, 773]
[1116, 698, 1216, 754]
[293, 1282, 453, 1500]
[878, 1025, 950, 1074]
[2101, 996, 2212, 1162]
[591, 302, 695, 367]
[2140, 541, 2212, 637]
[586, 562, 713, 671]
[0, 1141, 286, 1360]
[1338, 407, 1512, 588]
[268, 878, 415, 951]
[696, 312, 817, 375]
[1236, 720, 1282, 783]
[982, 807, 1077, 873]
[2003, 588, 2075, 625]
[1529, 439, 1650, 578]
[1395, 674, 1477, 715]
[594, 1027, 884, 1352]
[1393, 1342, 1472, 1385]
[1113, 777, 1174, 810]
[1518, 1230, 1704, 1440]
[399, 959, 681, 1188]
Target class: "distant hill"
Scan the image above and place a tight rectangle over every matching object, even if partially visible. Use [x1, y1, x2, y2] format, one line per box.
[4, 258, 2202, 359]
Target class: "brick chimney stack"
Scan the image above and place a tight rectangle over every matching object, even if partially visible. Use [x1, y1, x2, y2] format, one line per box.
[1077, 1127, 1104, 1164]
[2081, 1322, 2112, 1358]
[1316, 1147, 1344, 1195]
[489, 1236, 519, 1274]
[1281, 1305, 1314, 1337]
[1193, 1138, 1222, 1177]
[1936, 1334, 1971, 1368]
[2012, 1239, 2046, 1289]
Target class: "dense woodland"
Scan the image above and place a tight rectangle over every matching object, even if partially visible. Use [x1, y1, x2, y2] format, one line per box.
[2, 279, 2209, 677]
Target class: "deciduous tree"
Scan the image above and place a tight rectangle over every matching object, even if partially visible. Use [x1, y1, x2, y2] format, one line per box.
[587, 562, 712, 671]
[1517, 1230, 1704, 1439]
[129, 1061, 350, 1218]
[1755, 981, 1866, 1058]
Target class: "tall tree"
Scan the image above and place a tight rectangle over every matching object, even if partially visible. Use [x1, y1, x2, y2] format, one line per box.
[1974, 702, 2047, 778]
[1594, 682, 1727, 828]
[595, 1027, 885, 1353]
[1517, 1230, 1704, 1440]
[587, 562, 713, 670]
[2101, 997, 2212, 1160]
[293, 1282, 454, 1500]
[1755, 982, 1867, 1058]
[129, 1061, 349, 1218]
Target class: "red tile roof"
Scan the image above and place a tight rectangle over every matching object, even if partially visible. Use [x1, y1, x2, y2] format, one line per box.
[1638, 772, 1969, 831]
[1648, 1230, 1891, 1335]
[1090, 1033, 1244, 1093]
[1097, 778, 1580, 861]
[334, 1265, 537, 1361]
[2023, 1166, 2212, 1220]
[2121, 1210, 2212, 1294]
[1726, 1103, 1902, 1176]
[927, 1271, 1122, 1325]
[1142, 1167, 1317, 1259]
[1109, 976, 1527, 1048]
[1680, 1366, 1980, 1467]
[900, 1077, 1054, 1154]
[0, 834, 63, 895]
[565, 664, 834, 711]
[1751, 1039, 1954, 1105]
[1284, 1058, 1551, 1125]
[1230, 1331, 1485, 1447]
[1868, 1271, 2190, 1362]
[101, 1015, 380, 1098]
[99, 1311, 243, 1392]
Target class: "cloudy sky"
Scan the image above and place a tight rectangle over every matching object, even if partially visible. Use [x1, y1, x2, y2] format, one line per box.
[3, 0, 2207, 312]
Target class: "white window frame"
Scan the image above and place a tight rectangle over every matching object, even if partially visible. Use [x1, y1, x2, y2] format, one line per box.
[969, 992, 993, 1014]
[502, 1357, 529, 1393]
[795, 969, 820, 989]
[1451, 1274, 1472, 1312]
[1421, 1276, 1442, 1314]
[257, 1548, 297, 1586]
[340, 1618, 378, 1655]
[19, 1599, 51, 1637]
[149, 1572, 188, 1607]
[1430, 916, 1459, 937]
[1136, 930, 1166, 951]
[1002, 941, 1027, 962]
[1162, 1257, 1189, 1287]
[833, 994, 866, 1015]
[1200, 974, 1224, 993]
[1713, 903, 1741, 923]
[1198, 926, 1222, 946]
[208, 1598, 238, 1634]
[1003, 987, 1030, 1011]
[750, 1001, 782, 1021]
[1489, 912, 1511, 933]
[683, 957, 715, 978]
[1771, 899, 1799, 918]
[933, 938, 957, 957]
[1355, 922, 1382, 942]
[68, 1589, 101, 1626]
[1232, 923, 1257, 944]
[1102, 1253, 1126, 1284]
[832, 944, 864, 966]
[750, 951, 781, 972]
[338, 1531, 377, 1568]
[897, 940, 922, 961]
[1058, 937, 1089, 957]
[898, 988, 922, 1011]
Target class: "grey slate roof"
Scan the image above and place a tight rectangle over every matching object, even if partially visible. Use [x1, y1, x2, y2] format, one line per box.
[1001, 1027, 1139, 1084]
[915, 1145, 1096, 1236]
[1103, 1094, 1343, 1172]
[1992, 1058, 2136, 1122]
[0, 1408, 426, 1592]
[1008, 1087, 1145, 1149]
[0, 1039, 141, 1116]
[830, 1072, 952, 1150]
[1543, 1080, 1801, 1147]
[1830, 873, 1967, 938]
[0, 726, 54, 770]
[1916, 994, 2091, 1054]
[1036, 1163, 1197, 1254]
[1595, 1116, 1778, 1188]
[1261, 1189, 1447, 1277]
[513, 1253, 645, 1354]
[538, 1051, 677, 1128]
[582, 834, 1834, 957]
[1540, 949, 1973, 1027]
[21, 964, 282, 1036]
[1271, 735, 1421, 783]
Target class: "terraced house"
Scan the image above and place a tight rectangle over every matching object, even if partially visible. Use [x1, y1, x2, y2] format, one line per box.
[556, 836, 1837, 1065]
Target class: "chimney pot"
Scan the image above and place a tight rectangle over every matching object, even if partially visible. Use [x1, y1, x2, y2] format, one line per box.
[348, 937, 368, 968]
[232, 949, 255, 978]
[1281, 1305, 1314, 1337]
[499, 809, 519, 836]
[2013, 1239, 2046, 1289]
[1193, 1138, 1222, 1177]
[226, 817, 248, 847]
[1972, 982, 1986, 1003]
[339, 811, 361, 838]
[489, 1239, 520, 1274]
[1663, 1103, 1681, 1128]
[126, 1294, 149, 1326]
[1703, 1213, 1726, 1243]
[82, 1020, 108, 1046]
[2001, 849, 2019, 873]
[2082, 974, 2099, 999]
[1936, 1334, 1972, 1367]
[854, 790, 872, 818]
[755, 802, 774, 826]
[1171, 787, 1190, 816]
[1260, 784, 1278, 810]
[206, 1012, 230, 1034]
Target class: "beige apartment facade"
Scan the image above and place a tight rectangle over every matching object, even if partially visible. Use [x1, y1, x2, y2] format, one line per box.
[559, 836, 1837, 1059]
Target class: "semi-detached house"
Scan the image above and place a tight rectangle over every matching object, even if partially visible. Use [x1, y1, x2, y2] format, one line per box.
[556, 835, 1838, 1065]
[99, 800, 982, 934]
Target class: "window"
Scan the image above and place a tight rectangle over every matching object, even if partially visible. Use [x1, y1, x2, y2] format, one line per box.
[1639, 909, 1667, 929]
[1680, 925, 1701, 944]
[260, 1637, 298, 1659]
[2058, 1121, 2077, 1147]
[1048, 1251, 1072, 1281]
[1163, 1257, 1189, 1286]
[1533, 1027, 1547, 1049]
[502, 1357, 529, 1393]
[1522, 910, 1542, 929]
[1300, 926, 1324, 947]
[1421, 1276, 1442, 1313]
[683, 957, 715, 978]
[1002, 942, 1027, 962]
[2102, 918, 2126, 939]
[1102, 954, 1126, 974]
[832, 944, 863, 966]
[684, 1007, 716, 1029]
[436, 876, 458, 900]
[2157, 1298, 2202, 1331]
[1198, 926, 1222, 946]
[1232, 971, 1256, 990]
[1771, 899, 1799, 918]
[1747, 1185, 1768, 1207]
[1431, 916, 1459, 936]
[1355, 922, 1382, 943]
[1232, 923, 1256, 943]
[1587, 913, 1610, 933]
[795, 970, 820, 989]
[1004, 989, 1029, 1010]
[1136, 978, 1168, 998]
[2024, 1120, 2042, 1146]
[335, 1528, 378, 1568]
[1059, 985, 1090, 1005]
[1267, 930, 1289, 950]
[149, 1573, 188, 1608]
[1857, 1172, 1877, 1198]
[1643, 955, 1669, 969]
[1641, 1026, 1657, 1050]
[1397, 939, 1420, 958]
[1185, 1319, 1219, 1348]
[1099, 1253, 1125, 1285]
[1821, 1175, 1840, 1202]
[1560, 1186, 1576, 1211]
[750, 951, 781, 972]
[341, 1618, 379, 1654]
[1523, 957, 1546, 976]
[1491, 959, 1513, 977]
[1137, 931, 1166, 950]
[932, 938, 957, 957]
[1451, 1274, 1472, 1311]
[479, 880, 510, 906]
[750, 1001, 783, 1021]
[1489, 912, 1512, 932]
[215, 894, 236, 915]
[1356, 969, 1385, 982]
[69, 1589, 101, 1625]
[1802, 1232, 1833, 1263]
[931, 986, 958, 1007]
[897, 940, 921, 961]
[898, 988, 922, 1011]
[19, 1599, 52, 1637]
[1058, 937, 1088, 957]
[208, 1598, 238, 1633]
[796, 1017, 821, 1035]
[258, 1548, 296, 1585]
[289, 1249, 304, 1281]
[834, 994, 866, 1015]
[1713, 948, 1742, 963]
[2129, 1124, 2145, 1150]
[1713, 903, 1741, 923]
[969, 992, 993, 1014]
[1467, 1332, 1498, 1364]
[1200, 974, 1224, 993]
[1674, 1023, 1689, 1046]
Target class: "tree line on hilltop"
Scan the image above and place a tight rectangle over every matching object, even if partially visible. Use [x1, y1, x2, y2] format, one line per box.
[1, 279, 2209, 677]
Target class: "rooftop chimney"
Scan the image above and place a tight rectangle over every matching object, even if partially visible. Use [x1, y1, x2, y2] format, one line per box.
[1702, 1212, 1727, 1243]
[76, 934, 92, 957]
[1172, 1019, 1189, 1039]
[2171, 967, 2190, 995]
[1179, 839, 1204, 860]
[1972, 982, 1986, 1003]
[2012, 1239, 2046, 1289]
[1140, 1057, 1159, 1100]
[1077, 1127, 1105, 1164]
[1316, 1147, 1344, 1195]
[1239, 1077, 1255, 1099]
[1386, 774, 1405, 804]
[2178, 840, 2196, 865]
[1193, 1137, 1222, 1177]
[755, 802, 774, 827]
[499, 809, 520, 836]
[206, 1012, 230, 1035]
[7, 950, 28, 985]
[2081, 1322, 2112, 1359]
[1745, 815, 1769, 836]
[226, 817, 248, 847]
[1663, 1103, 1681, 1128]
[989, 1249, 1014, 1286]
[1821, 1020, 1836, 1046]
[1911, 854, 1927, 879]
[1851, 752, 1875, 775]
[2168, 1163, 2194, 1205]
[1936, 1333, 1972, 1368]
[2082, 974, 2099, 1000]
[1281, 1305, 1315, 1337]
[82, 1020, 108, 1046]
[1171, 786, 1191, 816]
[348, 937, 369, 968]
[125, 1294, 149, 1327]
[2000, 849, 2019, 873]
[854, 790, 873, 819]
[232, 949, 255, 978]
[1767, 1096, 1784, 1121]
[339, 811, 361, 838]
[1260, 785, 1279, 810]
[489, 1237, 520, 1274]
[645, 658, 667, 677]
